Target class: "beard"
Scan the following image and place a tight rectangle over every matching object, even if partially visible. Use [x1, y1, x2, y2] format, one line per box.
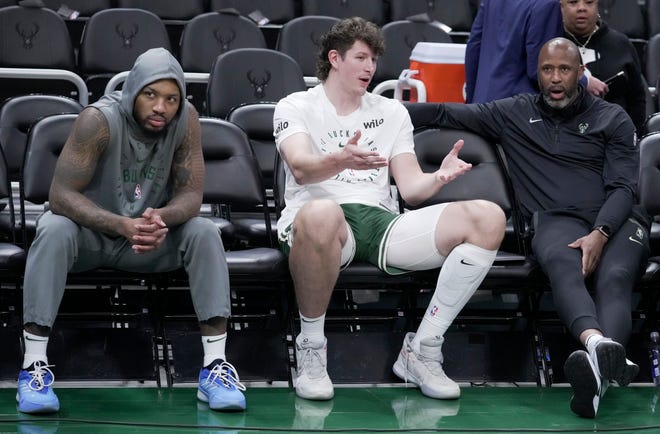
[541, 85, 579, 109]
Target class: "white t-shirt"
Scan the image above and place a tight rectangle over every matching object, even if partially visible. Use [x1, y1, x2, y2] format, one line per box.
[273, 84, 415, 235]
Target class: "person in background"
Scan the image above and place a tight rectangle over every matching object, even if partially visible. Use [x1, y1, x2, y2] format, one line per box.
[274, 17, 505, 402]
[561, 0, 646, 133]
[465, 0, 563, 103]
[16, 48, 246, 414]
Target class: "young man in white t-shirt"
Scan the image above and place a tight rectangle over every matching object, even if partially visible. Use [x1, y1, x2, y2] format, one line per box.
[273, 17, 506, 401]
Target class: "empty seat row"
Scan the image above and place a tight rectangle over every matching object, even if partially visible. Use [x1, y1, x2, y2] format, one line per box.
[0, 4, 459, 110]
[4, 0, 477, 28]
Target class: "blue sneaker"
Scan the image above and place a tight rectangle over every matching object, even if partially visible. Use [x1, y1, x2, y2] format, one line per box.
[16, 361, 60, 414]
[197, 359, 246, 411]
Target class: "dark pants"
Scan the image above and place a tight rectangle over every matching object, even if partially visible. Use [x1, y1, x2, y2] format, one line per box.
[531, 212, 649, 345]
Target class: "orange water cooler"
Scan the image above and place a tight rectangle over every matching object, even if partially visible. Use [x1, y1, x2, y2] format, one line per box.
[408, 42, 467, 103]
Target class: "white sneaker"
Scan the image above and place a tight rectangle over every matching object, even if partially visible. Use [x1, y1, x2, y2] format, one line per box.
[295, 336, 334, 400]
[392, 332, 460, 399]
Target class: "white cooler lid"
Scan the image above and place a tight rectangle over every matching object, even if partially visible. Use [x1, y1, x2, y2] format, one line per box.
[410, 42, 467, 64]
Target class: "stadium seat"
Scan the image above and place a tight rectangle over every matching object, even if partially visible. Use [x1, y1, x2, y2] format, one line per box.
[598, 0, 647, 39]
[39, 0, 112, 17]
[644, 112, 660, 136]
[0, 5, 74, 69]
[0, 145, 26, 284]
[0, 95, 83, 181]
[388, 0, 475, 33]
[227, 103, 278, 246]
[648, 0, 660, 38]
[276, 15, 340, 87]
[637, 131, 660, 325]
[209, 0, 297, 25]
[0, 5, 83, 101]
[206, 48, 305, 118]
[300, 0, 386, 26]
[647, 34, 660, 88]
[78, 8, 171, 102]
[161, 117, 289, 383]
[180, 12, 267, 73]
[116, 0, 204, 20]
[180, 11, 267, 111]
[116, 0, 205, 52]
[0, 95, 83, 242]
[374, 20, 452, 87]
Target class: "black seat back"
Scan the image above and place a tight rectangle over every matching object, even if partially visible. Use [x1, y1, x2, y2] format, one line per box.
[200, 116, 273, 245]
[22, 113, 77, 205]
[644, 113, 660, 136]
[277, 15, 340, 78]
[180, 12, 267, 73]
[300, 0, 386, 25]
[209, 0, 297, 25]
[639, 132, 660, 217]
[411, 128, 511, 212]
[116, 0, 205, 20]
[227, 103, 277, 191]
[78, 8, 171, 101]
[598, 0, 646, 39]
[647, 34, 660, 87]
[0, 5, 75, 69]
[375, 20, 452, 84]
[0, 95, 83, 181]
[206, 48, 305, 118]
[389, 0, 475, 32]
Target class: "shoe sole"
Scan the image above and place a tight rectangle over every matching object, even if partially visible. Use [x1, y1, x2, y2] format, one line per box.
[392, 357, 460, 400]
[564, 351, 599, 419]
[594, 341, 629, 385]
[16, 400, 60, 414]
[197, 390, 246, 411]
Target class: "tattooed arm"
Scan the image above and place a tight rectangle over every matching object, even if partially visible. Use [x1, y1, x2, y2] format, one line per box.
[149, 105, 204, 227]
[49, 107, 130, 236]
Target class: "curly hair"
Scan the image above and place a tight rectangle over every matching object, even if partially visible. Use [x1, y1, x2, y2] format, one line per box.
[316, 17, 385, 82]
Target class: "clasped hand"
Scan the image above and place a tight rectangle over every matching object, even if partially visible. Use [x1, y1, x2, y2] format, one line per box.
[125, 207, 168, 254]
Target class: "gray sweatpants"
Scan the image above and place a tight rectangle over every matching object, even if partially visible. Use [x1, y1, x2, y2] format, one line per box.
[23, 211, 231, 327]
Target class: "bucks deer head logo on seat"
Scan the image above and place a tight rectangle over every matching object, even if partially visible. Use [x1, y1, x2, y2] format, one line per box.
[115, 23, 139, 48]
[16, 22, 40, 49]
[405, 35, 425, 50]
[247, 69, 271, 99]
[213, 29, 236, 53]
[310, 31, 322, 48]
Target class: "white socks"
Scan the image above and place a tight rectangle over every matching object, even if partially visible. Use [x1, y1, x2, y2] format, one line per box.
[202, 333, 227, 367]
[299, 312, 326, 346]
[22, 330, 49, 369]
[412, 243, 497, 352]
[585, 333, 605, 357]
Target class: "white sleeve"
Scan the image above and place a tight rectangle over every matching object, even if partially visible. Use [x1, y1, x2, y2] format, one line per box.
[273, 95, 309, 150]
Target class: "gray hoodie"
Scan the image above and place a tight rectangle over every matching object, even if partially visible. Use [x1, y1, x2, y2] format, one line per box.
[87, 47, 190, 217]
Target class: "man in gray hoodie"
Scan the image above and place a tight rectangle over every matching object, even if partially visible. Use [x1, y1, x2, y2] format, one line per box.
[16, 48, 245, 413]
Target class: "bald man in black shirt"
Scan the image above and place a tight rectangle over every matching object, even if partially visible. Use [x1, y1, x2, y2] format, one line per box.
[408, 37, 650, 419]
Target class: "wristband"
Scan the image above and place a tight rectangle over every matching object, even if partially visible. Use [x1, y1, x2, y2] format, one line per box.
[594, 225, 610, 238]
